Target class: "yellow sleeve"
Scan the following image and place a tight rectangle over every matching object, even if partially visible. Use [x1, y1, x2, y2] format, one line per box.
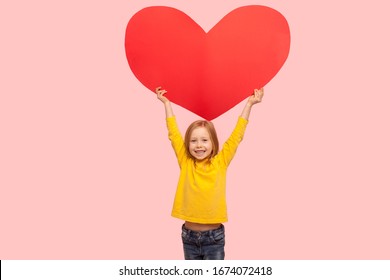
[219, 117, 249, 166]
[166, 116, 186, 166]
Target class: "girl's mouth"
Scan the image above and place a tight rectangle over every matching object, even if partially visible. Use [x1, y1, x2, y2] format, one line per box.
[194, 150, 206, 156]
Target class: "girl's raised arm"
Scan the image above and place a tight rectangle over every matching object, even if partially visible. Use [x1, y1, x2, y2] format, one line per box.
[156, 87, 174, 118]
[219, 88, 264, 166]
[240, 88, 264, 120]
[157, 87, 186, 165]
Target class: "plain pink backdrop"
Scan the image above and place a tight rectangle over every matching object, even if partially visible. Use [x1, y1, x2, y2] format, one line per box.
[1, 0, 389, 259]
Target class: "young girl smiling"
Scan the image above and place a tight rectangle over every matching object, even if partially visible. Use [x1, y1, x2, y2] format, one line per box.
[156, 86, 263, 260]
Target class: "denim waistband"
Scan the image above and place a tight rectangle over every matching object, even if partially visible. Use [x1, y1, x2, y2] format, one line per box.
[182, 224, 224, 238]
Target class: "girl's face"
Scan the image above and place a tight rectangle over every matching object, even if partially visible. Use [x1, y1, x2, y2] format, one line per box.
[189, 127, 213, 161]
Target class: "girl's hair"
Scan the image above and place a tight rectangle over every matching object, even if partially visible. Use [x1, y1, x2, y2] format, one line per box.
[184, 120, 219, 162]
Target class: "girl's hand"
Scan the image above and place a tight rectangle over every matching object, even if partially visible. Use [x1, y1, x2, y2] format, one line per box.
[248, 88, 264, 106]
[156, 86, 174, 117]
[240, 88, 264, 120]
[156, 87, 169, 104]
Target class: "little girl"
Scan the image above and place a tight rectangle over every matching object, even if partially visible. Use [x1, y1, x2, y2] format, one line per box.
[156, 86, 264, 260]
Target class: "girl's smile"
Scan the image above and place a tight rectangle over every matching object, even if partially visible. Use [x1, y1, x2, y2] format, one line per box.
[189, 127, 213, 160]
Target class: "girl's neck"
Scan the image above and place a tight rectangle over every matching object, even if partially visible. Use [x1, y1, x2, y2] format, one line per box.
[196, 158, 210, 164]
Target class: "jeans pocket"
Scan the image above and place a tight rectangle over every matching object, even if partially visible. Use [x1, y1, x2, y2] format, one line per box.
[211, 231, 225, 244]
[181, 229, 189, 241]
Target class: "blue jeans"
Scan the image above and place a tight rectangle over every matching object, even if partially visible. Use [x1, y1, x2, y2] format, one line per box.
[181, 224, 225, 260]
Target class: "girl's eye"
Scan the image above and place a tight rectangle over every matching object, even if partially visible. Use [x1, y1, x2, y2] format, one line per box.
[191, 140, 196, 143]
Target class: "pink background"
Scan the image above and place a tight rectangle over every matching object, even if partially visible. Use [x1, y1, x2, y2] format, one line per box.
[1, 0, 389, 259]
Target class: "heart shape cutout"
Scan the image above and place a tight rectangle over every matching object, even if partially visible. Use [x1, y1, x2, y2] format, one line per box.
[125, 5, 290, 120]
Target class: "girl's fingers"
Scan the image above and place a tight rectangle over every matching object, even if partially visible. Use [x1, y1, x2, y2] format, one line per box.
[156, 87, 167, 95]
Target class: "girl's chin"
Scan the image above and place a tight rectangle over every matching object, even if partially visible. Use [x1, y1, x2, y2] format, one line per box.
[193, 151, 205, 157]
[192, 154, 206, 160]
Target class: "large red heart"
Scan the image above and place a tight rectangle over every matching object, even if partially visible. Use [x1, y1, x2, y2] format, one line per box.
[125, 6, 290, 120]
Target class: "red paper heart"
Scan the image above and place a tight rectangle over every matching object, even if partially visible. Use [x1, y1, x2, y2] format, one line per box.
[125, 6, 290, 120]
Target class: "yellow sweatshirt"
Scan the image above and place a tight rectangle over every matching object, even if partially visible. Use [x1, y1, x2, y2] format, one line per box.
[166, 116, 248, 224]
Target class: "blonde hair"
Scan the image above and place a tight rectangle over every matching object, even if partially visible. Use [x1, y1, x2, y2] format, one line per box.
[184, 120, 219, 162]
